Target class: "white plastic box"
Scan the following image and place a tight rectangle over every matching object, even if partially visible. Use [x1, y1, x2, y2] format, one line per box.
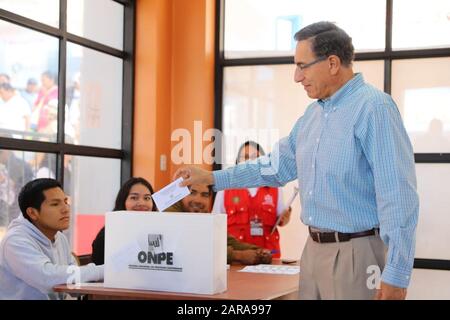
[104, 211, 227, 295]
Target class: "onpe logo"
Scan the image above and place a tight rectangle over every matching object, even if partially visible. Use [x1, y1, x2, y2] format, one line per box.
[138, 234, 174, 265]
[148, 234, 163, 253]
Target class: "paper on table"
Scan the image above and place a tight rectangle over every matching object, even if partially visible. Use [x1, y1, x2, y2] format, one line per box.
[270, 187, 299, 235]
[75, 282, 104, 288]
[238, 264, 300, 275]
[151, 177, 191, 212]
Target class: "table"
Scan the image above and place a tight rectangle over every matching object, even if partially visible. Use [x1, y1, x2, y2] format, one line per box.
[53, 264, 299, 300]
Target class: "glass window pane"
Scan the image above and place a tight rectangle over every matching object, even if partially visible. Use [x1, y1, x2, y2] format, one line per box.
[222, 62, 383, 165]
[0, 20, 59, 142]
[66, 42, 123, 148]
[0, 0, 59, 27]
[409, 269, 450, 300]
[353, 60, 384, 91]
[393, 0, 450, 50]
[0, 149, 56, 240]
[392, 58, 450, 153]
[224, 0, 385, 59]
[415, 164, 450, 260]
[223, 64, 312, 166]
[67, 0, 124, 50]
[67, 155, 120, 255]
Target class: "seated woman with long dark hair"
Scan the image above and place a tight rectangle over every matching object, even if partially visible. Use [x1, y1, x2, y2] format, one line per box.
[91, 177, 155, 265]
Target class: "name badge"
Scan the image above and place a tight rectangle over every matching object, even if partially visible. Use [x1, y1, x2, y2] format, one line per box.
[250, 217, 263, 236]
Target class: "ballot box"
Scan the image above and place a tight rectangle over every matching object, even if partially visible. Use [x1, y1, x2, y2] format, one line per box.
[104, 211, 227, 295]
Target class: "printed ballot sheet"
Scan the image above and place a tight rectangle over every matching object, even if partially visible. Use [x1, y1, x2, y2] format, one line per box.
[151, 177, 190, 211]
[238, 264, 300, 275]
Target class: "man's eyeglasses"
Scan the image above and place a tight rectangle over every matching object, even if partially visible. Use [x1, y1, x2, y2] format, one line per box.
[297, 56, 327, 71]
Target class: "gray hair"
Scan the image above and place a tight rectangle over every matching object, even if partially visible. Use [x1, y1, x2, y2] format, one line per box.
[294, 21, 354, 67]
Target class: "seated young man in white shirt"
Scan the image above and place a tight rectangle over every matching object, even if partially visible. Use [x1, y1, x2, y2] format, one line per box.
[0, 178, 103, 300]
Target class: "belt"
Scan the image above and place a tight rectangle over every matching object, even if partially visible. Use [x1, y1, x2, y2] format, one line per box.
[309, 227, 379, 243]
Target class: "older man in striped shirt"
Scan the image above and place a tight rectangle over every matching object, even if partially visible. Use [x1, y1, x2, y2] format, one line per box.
[175, 21, 419, 300]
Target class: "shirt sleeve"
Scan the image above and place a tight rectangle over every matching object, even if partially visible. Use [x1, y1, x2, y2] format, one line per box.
[4, 236, 104, 294]
[357, 99, 419, 288]
[213, 118, 302, 191]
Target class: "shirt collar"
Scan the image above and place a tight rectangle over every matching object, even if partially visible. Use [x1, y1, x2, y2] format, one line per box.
[318, 73, 365, 107]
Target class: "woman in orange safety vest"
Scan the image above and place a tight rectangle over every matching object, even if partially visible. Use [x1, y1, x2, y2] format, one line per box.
[212, 141, 292, 258]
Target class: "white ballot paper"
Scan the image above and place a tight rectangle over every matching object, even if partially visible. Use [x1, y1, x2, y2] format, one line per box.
[239, 264, 300, 275]
[151, 177, 190, 211]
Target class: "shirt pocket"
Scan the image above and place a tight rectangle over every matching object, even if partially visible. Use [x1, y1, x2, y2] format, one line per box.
[261, 204, 277, 226]
[227, 203, 249, 225]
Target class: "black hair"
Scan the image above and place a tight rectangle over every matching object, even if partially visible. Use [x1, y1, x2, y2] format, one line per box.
[27, 78, 38, 85]
[0, 73, 10, 82]
[42, 71, 57, 83]
[113, 177, 155, 211]
[18, 178, 62, 222]
[0, 82, 14, 91]
[189, 184, 213, 196]
[235, 140, 266, 164]
[294, 21, 354, 67]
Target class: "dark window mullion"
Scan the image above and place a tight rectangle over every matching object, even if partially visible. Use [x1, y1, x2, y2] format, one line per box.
[415, 154, 450, 163]
[385, 0, 393, 54]
[121, 0, 136, 184]
[414, 259, 450, 271]
[0, 8, 62, 38]
[0, 137, 123, 159]
[218, 0, 225, 63]
[66, 33, 125, 59]
[112, 0, 130, 5]
[62, 144, 124, 159]
[214, 0, 225, 171]
[390, 48, 450, 59]
[384, 0, 393, 94]
[57, 0, 68, 186]
[384, 59, 391, 94]
[223, 56, 294, 67]
[221, 50, 426, 67]
[0, 137, 61, 153]
[221, 50, 450, 68]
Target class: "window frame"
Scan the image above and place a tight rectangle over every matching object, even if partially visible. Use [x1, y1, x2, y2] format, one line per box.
[214, 0, 450, 270]
[0, 0, 135, 185]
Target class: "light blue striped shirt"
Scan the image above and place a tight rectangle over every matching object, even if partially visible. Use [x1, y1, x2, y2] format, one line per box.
[214, 73, 419, 288]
